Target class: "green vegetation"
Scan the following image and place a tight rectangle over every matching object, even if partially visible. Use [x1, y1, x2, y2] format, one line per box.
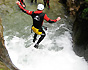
[0, 61, 10, 70]
[85, 0, 88, 2]
[0, 68, 9, 70]
[81, 8, 88, 19]
[0, 69, 4, 70]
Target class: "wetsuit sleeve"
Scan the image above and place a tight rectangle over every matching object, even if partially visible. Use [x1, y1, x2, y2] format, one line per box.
[44, 14, 57, 23]
[18, 4, 33, 15]
[19, 0, 23, 5]
[18, 0, 23, 5]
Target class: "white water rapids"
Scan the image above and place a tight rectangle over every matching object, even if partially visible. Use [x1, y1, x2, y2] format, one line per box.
[2, 0, 88, 69]
[4, 23, 88, 70]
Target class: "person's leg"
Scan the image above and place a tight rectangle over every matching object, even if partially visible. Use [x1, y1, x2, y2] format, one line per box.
[34, 29, 46, 48]
[47, 0, 50, 9]
[35, 0, 37, 3]
[31, 0, 33, 3]
[36, 34, 46, 45]
[43, 0, 46, 7]
[33, 33, 37, 42]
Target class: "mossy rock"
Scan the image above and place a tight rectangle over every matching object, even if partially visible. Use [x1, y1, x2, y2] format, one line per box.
[0, 61, 10, 70]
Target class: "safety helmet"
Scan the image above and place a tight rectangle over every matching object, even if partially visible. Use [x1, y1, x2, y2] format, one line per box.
[37, 4, 44, 10]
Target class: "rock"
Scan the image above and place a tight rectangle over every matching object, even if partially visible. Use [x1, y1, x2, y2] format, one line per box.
[0, 18, 19, 70]
[72, 5, 88, 61]
[0, 0, 4, 4]
[60, 0, 80, 16]
[0, 61, 10, 70]
[60, 0, 88, 61]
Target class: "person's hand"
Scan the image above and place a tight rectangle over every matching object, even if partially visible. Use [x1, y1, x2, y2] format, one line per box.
[16, 1, 20, 5]
[56, 17, 61, 21]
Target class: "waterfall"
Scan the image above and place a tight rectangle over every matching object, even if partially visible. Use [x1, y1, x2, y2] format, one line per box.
[4, 22, 88, 70]
[1, 0, 88, 70]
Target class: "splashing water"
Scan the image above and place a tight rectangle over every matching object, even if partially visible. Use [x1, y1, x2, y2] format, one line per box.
[4, 23, 88, 70]
[2, 0, 88, 70]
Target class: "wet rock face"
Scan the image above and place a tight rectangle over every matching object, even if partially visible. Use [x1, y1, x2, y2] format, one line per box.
[0, 0, 19, 69]
[72, 9, 88, 61]
[0, 18, 19, 70]
[60, 0, 88, 61]
[0, 61, 10, 70]
[60, 0, 80, 16]
[0, 0, 16, 17]
[59, 0, 67, 4]
[0, 18, 9, 70]
[72, 0, 88, 61]
[72, 1, 88, 61]
[73, 17, 88, 60]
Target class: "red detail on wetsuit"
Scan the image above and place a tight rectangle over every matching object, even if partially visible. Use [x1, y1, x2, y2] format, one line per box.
[19, 0, 23, 5]
[34, 11, 43, 14]
[49, 5, 50, 8]
[47, 0, 49, 3]
[18, 5, 33, 15]
[17, 4, 57, 23]
[44, 14, 57, 22]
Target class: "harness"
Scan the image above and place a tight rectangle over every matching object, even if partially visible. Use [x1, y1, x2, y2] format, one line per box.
[31, 26, 47, 35]
[31, 26, 42, 35]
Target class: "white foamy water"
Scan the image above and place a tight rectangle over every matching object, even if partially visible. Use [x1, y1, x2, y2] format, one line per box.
[4, 28, 88, 70]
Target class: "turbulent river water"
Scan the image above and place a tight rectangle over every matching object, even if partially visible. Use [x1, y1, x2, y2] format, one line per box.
[1, 0, 88, 70]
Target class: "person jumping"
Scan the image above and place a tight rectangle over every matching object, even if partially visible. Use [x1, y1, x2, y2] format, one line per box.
[16, 1, 61, 48]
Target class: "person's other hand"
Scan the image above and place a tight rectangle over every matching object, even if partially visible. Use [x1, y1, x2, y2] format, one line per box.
[16, 1, 20, 5]
[56, 17, 61, 21]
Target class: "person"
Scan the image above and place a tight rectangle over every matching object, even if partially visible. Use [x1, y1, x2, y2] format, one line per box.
[18, 0, 26, 8]
[31, 0, 37, 4]
[43, 0, 50, 9]
[16, 1, 61, 48]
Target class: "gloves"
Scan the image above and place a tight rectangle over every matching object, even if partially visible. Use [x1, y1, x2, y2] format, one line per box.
[56, 17, 61, 21]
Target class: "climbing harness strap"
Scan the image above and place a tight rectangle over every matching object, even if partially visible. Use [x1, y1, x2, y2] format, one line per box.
[31, 26, 42, 35]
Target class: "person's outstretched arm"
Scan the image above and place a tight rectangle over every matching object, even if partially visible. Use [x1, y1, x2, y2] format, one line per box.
[16, 1, 33, 15]
[44, 14, 61, 23]
[19, 0, 26, 8]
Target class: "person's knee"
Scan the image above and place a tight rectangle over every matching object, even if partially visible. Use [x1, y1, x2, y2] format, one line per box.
[41, 33, 46, 38]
